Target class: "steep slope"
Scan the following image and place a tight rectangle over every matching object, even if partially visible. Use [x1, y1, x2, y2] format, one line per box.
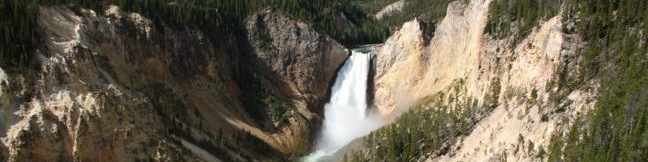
[349, 0, 598, 161]
[2, 6, 200, 161]
[236, 9, 349, 154]
[372, 0, 492, 115]
[0, 5, 347, 162]
[245, 10, 348, 119]
[430, 15, 594, 162]
[374, 0, 405, 20]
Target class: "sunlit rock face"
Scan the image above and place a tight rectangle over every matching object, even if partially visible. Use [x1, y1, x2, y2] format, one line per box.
[0, 5, 347, 162]
[374, 0, 405, 20]
[1, 6, 200, 162]
[369, 0, 594, 161]
[372, 0, 499, 115]
[0, 0, 602, 161]
[371, 18, 428, 116]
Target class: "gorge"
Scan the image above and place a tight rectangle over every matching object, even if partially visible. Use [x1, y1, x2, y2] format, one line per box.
[1, 0, 648, 162]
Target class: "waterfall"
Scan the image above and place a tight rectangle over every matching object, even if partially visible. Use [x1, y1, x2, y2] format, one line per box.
[303, 49, 385, 161]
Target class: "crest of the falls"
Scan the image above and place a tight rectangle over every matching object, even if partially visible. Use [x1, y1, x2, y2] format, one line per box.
[303, 49, 385, 161]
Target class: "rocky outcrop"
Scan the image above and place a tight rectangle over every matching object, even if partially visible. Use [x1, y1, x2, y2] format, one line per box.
[243, 10, 348, 154]
[246, 10, 348, 118]
[332, 11, 357, 31]
[431, 15, 595, 162]
[0, 6, 219, 161]
[368, 0, 595, 161]
[371, 17, 428, 115]
[374, 0, 406, 20]
[372, 0, 492, 115]
[0, 5, 346, 162]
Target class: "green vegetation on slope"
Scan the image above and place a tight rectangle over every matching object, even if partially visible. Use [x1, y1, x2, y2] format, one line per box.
[345, 79, 500, 161]
[0, 0, 241, 68]
[485, 0, 561, 43]
[0, 0, 352, 69]
[484, 0, 648, 161]
[347, 0, 648, 161]
[145, 82, 281, 161]
[238, 71, 293, 130]
[1, 0, 460, 69]
[352, 0, 457, 42]
[354, 0, 401, 14]
[546, 0, 648, 161]
[346, 95, 480, 161]
[0, 0, 40, 68]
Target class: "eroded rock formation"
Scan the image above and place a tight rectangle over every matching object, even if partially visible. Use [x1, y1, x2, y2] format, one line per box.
[0, 5, 347, 162]
[368, 0, 596, 161]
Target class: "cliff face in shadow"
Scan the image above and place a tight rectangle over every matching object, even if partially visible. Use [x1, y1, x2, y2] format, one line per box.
[0, 143, 6, 161]
[0, 5, 347, 162]
[246, 10, 348, 118]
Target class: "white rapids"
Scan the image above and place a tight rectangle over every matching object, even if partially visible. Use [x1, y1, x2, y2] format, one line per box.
[302, 48, 385, 161]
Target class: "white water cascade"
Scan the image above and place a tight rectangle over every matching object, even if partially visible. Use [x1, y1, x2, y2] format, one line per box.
[303, 49, 385, 161]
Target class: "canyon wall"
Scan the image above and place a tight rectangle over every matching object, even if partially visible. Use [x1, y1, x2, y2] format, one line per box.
[0, 5, 346, 162]
[0, 0, 608, 161]
[369, 0, 596, 161]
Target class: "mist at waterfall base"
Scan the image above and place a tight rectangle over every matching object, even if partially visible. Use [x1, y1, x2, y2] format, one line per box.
[302, 49, 387, 161]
